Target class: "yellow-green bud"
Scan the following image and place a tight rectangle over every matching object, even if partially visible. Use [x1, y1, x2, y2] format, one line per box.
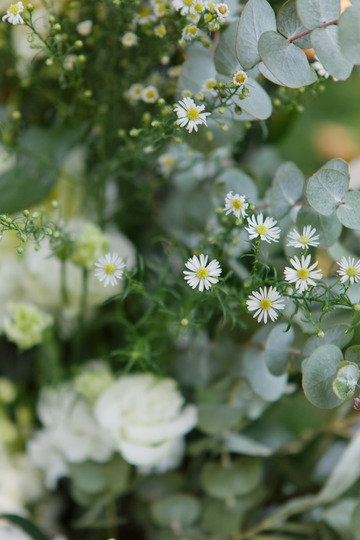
[317, 330, 325, 338]
[75, 40, 83, 48]
[45, 58, 54, 66]
[26, 3, 34, 11]
[84, 90, 93, 98]
[157, 98, 166, 107]
[23, 209, 30, 217]
[49, 15, 56, 24]
[130, 128, 140, 137]
[77, 54, 86, 63]
[151, 120, 160, 127]
[220, 123, 229, 131]
[354, 304, 360, 311]
[181, 318, 189, 326]
[12, 110, 21, 120]
[218, 106, 226, 114]
[53, 23, 61, 31]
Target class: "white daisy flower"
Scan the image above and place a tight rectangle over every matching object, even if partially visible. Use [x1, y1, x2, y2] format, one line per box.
[154, 23, 166, 37]
[287, 225, 320, 250]
[172, 0, 196, 15]
[246, 286, 285, 324]
[121, 32, 139, 47]
[245, 214, 281, 243]
[182, 23, 199, 40]
[94, 252, 126, 287]
[284, 254, 322, 293]
[2, 2, 24, 24]
[202, 77, 217, 94]
[192, 0, 205, 13]
[141, 85, 159, 103]
[337, 256, 360, 285]
[174, 97, 210, 133]
[76, 20, 93, 36]
[214, 2, 229, 19]
[153, 2, 166, 16]
[126, 83, 145, 102]
[233, 70, 248, 87]
[184, 254, 221, 292]
[224, 192, 248, 219]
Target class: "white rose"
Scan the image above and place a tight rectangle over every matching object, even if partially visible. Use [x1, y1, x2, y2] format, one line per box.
[94, 374, 198, 469]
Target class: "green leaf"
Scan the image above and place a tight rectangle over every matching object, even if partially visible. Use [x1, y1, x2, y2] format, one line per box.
[296, 205, 342, 248]
[302, 344, 343, 408]
[258, 62, 285, 85]
[332, 364, 359, 400]
[258, 31, 317, 88]
[265, 324, 294, 376]
[68, 461, 107, 494]
[198, 403, 241, 435]
[323, 158, 350, 177]
[351, 501, 360, 540]
[216, 167, 258, 203]
[150, 494, 201, 527]
[345, 345, 360, 366]
[311, 26, 353, 80]
[179, 49, 215, 94]
[231, 78, 272, 120]
[214, 21, 240, 75]
[323, 499, 359, 540]
[270, 162, 305, 219]
[302, 324, 353, 357]
[339, 6, 360, 64]
[202, 498, 243, 535]
[243, 347, 288, 402]
[235, 0, 276, 69]
[336, 191, 360, 229]
[306, 168, 349, 215]
[0, 515, 50, 540]
[277, 0, 312, 48]
[222, 432, 273, 456]
[296, 0, 341, 30]
[200, 459, 262, 499]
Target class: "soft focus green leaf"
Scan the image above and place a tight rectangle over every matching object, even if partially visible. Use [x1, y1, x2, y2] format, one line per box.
[336, 191, 360, 229]
[296, 0, 340, 30]
[332, 364, 359, 400]
[277, 0, 312, 48]
[345, 345, 360, 366]
[222, 432, 273, 456]
[214, 21, 240, 75]
[339, 6, 360, 64]
[151, 494, 201, 527]
[258, 31, 317, 88]
[323, 499, 359, 540]
[351, 501, 360, 540]
[202, 498, 243, 534]
[231, 78, 272, 120]
[302, 344, 343, 408]
[68, 461, 107, 494]
[270, 162, 305, 219]
[306, 168, 349, 215]
[200, 458, 262, 499]
[198, 403, 241, 435]
[311, 26, 353, 80]
[296, 205, 342, 248]
[0, 515, 50, 540]
[235, 0, 276, 69]
[244, 347, 288, 402]
[216, 167, 258, 203]
[265, 324, 295, 376]
[302, 324, 353, 357]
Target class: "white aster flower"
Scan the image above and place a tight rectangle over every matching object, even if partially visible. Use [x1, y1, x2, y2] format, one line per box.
[337, 256, 360, 285]
[245, 214, 281, 243]
[224, 191, 248, 219]
[126, 82, 144, 102]
[158, 152, 176, 175]
[202, 77, 217, 94]
[153, 2, 166, 16]
[233, 70, 248, 86]
[182, 23, 199, 40]
[94, 252, 125, 287]
[287, 225, 320, 250]
[141, 85, 159, 103]
[284, 254, 322, 293]
[214, 2, 229, 19]
[76, 19, 93, 36]
[174, 97, 210, 133]
[172, 0, 196, 15]
[184, 254, 222, 291]
[246, 286, 285, 324]
[2, 2, 24, 24]
[121, 31, 139, 47]
[154, 23, 166, 37]
[192, 0, 204, 13]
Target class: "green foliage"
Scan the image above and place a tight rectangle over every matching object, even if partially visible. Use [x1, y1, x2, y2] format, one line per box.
[265, 323, 295, 375]
[296, 0, 341, 30]
[270, 162, 304, 219]
[150, 494, 201, 527]
[339, 6, 360, 64]
[0, 515, 50, 540]
[200, 458, 262, 499]
[302, 344, 343, 408]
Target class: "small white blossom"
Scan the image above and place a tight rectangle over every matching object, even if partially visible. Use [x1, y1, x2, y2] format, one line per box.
[158, 153, 176, 175]
[287, 225, 320, 250]
[214, 2, 229, 19]
[184, 254, 221, 291]
[233, 70, 248, 86]
[192, 0, 205, 13]
[284, 254, 322, 293]
[174, 97, 210, 133]
[141, 85, 159, 103]
[337, 256, 360, 285]
[154, 23, 166, 37]
[245, 214, 281, 243]
[202, 77, 217, 94]
[126, 83, 144, 102]
[4, 303, 53, 350]
[182, 23, 199, 40]
[246, 286, 285, 324]
[172, 0, 196, 15]
[76, 20, 93, 36]
[94, 252, 125, 287]
[312, 57, 330, 79]
[153, 2, 166, 16]
[2, 2, 24, 24]
[224, 191, 248, 219]
[121, 31, 139, 47]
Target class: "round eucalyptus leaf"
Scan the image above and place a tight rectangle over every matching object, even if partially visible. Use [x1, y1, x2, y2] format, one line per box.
[306, 168, 349, 216]
[216, 167, 258, 203]
[222, 432, 273, 456]
[270, 162, 304, 219]
[351, 501, 360, 540]
[231, 78, 272, 120]
[336, 191, 360, 230]
[339, 6, 360, 64]
[214, 21, 241, 75]
[332, 364, 359, 400]
[198, 403, 241, 435]
[68, 461, 107, 494]
[296, 0, 341, 30]
[296, 205, 342, 248]
[244, 347, 288, 402]
[151, 494, 201, 527]
[277, 0, 311, 48]
[202, 498, 243, 534]
[179, 50, 216, 94]
[302, 344, 343, 408]
[302, 324, 353, 358]
[235, 0, 276, 69]
[258, 62, 286, 85]
[345, 345, 360, 366]
[265, 324, 295, 376]
[200, 459, 262, 499]
[323, 158, 350, 177]
[311, 26, 353, 80]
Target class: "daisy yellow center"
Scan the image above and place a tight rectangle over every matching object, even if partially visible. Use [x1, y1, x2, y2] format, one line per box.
[189, 26, 198, 35]
[196, 267, 208, 279]
[194, 3, 203, 11]
[185, 0, 193, 5]
[260, 298, 271, 310]
[147, 90, 155, 98]
[233, 200, 243, 210]
[10, 5, 20, 14]
[346, 267, 357, 277]
[105, 263, 115, 274]
[235, 73, 246, 84]
[218, 5, 227, 14]
[256, 224, 268, 235]
[299, 235, 309, 244]
[187, 108, 199, 120]
[140, 8, 150, 15]
[298, 268, 309, 280]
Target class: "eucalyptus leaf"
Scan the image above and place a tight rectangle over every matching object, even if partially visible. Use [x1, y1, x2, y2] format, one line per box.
[68, 461, 107, 494]
[306, 168, 349, 215]
[0, 515, 50, 540]
[270, 162, 304, 219]
[302, 324, 353, 357]
[216, 167, 258, 202]
[235, 0, 276, 69]
[258, 62, 286, 85]
[151, 494, 201, 527]
[302, 344, 343, 408]
[265, 324, 294, 376]
[179, 50, 215, 94]
[198, 403, 241, 435]
[277, 0, 312, 48]
[351, 501, 360, 540]
[258, 31, 317, 88]
[222, 432, 273, 456]
[345, 345, 360, 366]
[202, 498, 243, 534]
[311, 26, 353, 80]
[323, 158, 350, 177]
[332, 364, 359, 400]
[323, 499, 359, 540]
[244, 347, 288, 402]
[338, 6, 360, 65]
[200, 458, 262, 499]
[296, 205, 342, 248]
[336, 191, 360, 229]
[214, 20, 240, 75]
[296, 0, 341, 30]
[231, 78, 272, 120]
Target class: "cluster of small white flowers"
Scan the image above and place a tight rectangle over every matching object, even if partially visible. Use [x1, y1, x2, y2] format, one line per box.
[125, 83, 160, 104]
[172, 0, 230, 41]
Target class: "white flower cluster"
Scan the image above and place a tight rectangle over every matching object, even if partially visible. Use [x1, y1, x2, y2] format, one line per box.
[172, 0, 230, 40]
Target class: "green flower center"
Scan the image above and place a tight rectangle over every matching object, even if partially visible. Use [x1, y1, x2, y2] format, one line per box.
[196, 267, 208, 279]
[256, 224, 268, 236]
[105, 263, 115, 274]
[347, 267, 357, 277]
[298, 268, 309, 280]
[260, 298, 271, 310]
[187, 108, 199, 120]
